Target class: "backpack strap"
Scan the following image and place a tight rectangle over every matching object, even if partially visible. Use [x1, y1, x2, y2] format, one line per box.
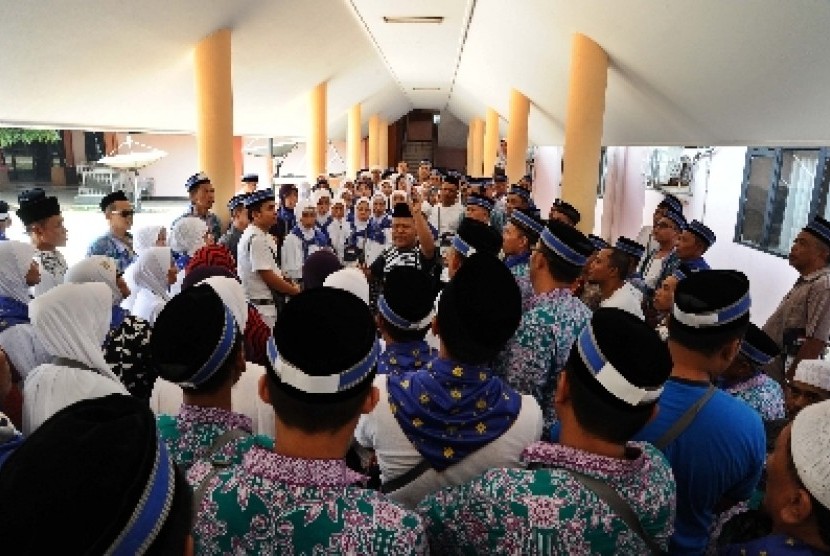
[654, 383, 716, 450]
[380, 459, 432, 494]
[191, 428, 251, 515]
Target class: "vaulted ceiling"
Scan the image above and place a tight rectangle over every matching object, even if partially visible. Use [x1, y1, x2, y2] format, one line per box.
[2, 0, 830, 146]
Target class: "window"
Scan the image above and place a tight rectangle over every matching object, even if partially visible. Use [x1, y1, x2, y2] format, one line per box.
[735, 147, 830, 257]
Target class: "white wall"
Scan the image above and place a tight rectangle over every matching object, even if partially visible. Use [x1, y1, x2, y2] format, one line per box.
[132, 134, 198, 197]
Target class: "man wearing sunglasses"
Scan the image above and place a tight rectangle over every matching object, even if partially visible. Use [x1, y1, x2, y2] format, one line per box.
[87, 190, 136, 273]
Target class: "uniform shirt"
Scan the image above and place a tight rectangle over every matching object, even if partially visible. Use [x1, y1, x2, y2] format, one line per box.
[157, 404, 273, 476]
[369, 245, 436, 283]
[192, 446, 427, 555]
[86, 232, 136, 273]
[31, 249, 67, 297]
[600, 281, 645, 320]
[720, 533, 828, 556]
[325, 217, 353, 262]
[494, 288, 592, 430]
[237, 226, 282, 319]
[217, 226, 244, 262]
[172, 206, 222, 244]
[377, 340, 436, 376]
[281, 226, 328, 281]
[763, 266, 830, 369]
[505, 253, 533, 311]
[428, 203, 464, 239]
[419, 441, 676, 555]
[723, 372, 786, 422]
[633, 378, 766, 555]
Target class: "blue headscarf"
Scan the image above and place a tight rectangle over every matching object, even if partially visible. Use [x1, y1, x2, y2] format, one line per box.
[387, 357, 522, 471]
[377, 340, 436, 377]
[504, 251, 531, 270]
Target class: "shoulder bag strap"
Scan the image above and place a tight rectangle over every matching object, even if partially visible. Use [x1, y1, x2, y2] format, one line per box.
[654, 383, 716, 450]
[566, 469, 665, 555]
[380, 459, 433, 494]
[192, 428, 251, 515]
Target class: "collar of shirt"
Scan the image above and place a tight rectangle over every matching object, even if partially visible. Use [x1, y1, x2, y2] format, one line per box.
[177, 404, 253, 434]
[799, 266, 830, 284]
[522, 440, 649, 480]
[529, 287, 576, 305]
[505, 251, 531, 269]
[242, 446, 367, 486]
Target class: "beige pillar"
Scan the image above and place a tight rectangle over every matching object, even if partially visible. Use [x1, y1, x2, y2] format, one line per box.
[466, 124, 473, 175]
[379, 117, 389, 169]
[194, 28, 234, 224]
[347, 104, 362, 179]
[561, 33, 608, 234]
[308, 82, 327, 181]
[506, 89, 530, 185]
[470, 117, 484, 178]
[368, 114, 380, 166]
[232, 136, 243, 186]
[483, 108, 500, 178]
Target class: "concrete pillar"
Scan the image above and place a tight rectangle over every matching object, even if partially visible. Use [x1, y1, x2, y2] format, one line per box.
[466, 124, 473, 175]
[368, 114, 380, 166]
[506, 89, 530, 185]
[483, 108, 500, 178]
[470, 117, 484, 178]
[347, 104, 361, 179]
[308, 81, 327, 181]
[232, 136, 243, 186]
[194, 28, 234, 223]
[561, 33, 608, 234]
[379, 117, 389, 169]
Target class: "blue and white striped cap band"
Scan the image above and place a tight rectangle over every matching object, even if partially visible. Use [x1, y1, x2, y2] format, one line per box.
[664, 209, 687, 230]
[577, 323, 663, 406]
[241, 173, 259, 182]
[179, 305, 238, 388]
[378, 295, 435, 331]
[805, 217, 830, 246]
[105, 439, 175, 555]
[509, 186, 531, 202]
[659, 195, 683, 214]
[510, 210, 544, 236]
[185, 172, 210, 191]
[266, 337, 380, 395]
[451, 234, 476, 257]
[227, 194, 247, 211]
[587, 234, 610, 251]
[672, 291, 751, 329]
[243, 189, 275, 207]
[672, 267, 689, 281]
[540, 228, 588, 267]
[739, 339, 775, 367]
[687, 220, 716, 246]
[615, 240, 645, 260]
[466, 195, 494, 211]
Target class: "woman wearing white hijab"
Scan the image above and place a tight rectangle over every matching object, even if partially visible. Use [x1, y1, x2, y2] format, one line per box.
[169, 217, 209, 295]
[65, 256, 157, 399]
[123, 225, 167, 305]
[130, 246, 177, 325]
[22, 283, 128, 435]
[0, 241, 40, 333]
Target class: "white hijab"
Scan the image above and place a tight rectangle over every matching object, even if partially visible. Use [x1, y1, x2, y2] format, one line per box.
[323, 269, 370, 306]
[134, 225, 165, 254]
[170, 217, 207, 256]
[0, 240, 36, 304]
[64, 256, 122, 305]
[0, 324, 51, 381]
[133, 247, 172, 299]
[197, 276, 248, 332]
[30, 282, 116, 379]
[293, 198, 317, 225]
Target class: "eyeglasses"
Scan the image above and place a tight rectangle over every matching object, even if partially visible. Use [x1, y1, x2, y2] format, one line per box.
[110, 209, 134, 218]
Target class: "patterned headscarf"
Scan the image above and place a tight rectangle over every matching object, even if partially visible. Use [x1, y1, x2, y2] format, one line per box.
[387, 357, 521, 471]
[186, 244, 237, 278]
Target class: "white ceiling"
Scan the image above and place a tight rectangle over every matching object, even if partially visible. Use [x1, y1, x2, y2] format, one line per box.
[2, 0, 830, 146]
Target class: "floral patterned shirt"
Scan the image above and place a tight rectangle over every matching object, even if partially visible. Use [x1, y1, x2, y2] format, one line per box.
[87, 232, 136, 273]
[508, 261, 534, 312]
[157, 404, 273, 476]
[192, 446, 427, 555]
[724, 373, 786, 422]
[103, 313, 156, 400]
[494, 288, 591, 430]
[419, 441, 676, 555]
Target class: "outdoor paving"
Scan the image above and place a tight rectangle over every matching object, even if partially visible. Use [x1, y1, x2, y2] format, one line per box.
[0, 185, 190, 269]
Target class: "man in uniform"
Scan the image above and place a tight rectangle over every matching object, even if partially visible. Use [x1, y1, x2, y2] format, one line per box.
[173, 172, 222, 244]
[428, 175, 464, 259]
[763, 216, 830, 381]
[548, 198, 581, 227]
[218, 193, 249, 259]
[237, 189, 299, 329]
[463, 192, 494, 225]
[192, 288, 427, 554]
[366, 202, 436, 287]
[503, 207, 545, 310]
[586, 244, 645, 319]
[86, 190, 136, 273]
[633, 270, 765, 554]
[237, 173, 259, 195]
[420, 308, 676, 554]
[677, 219, 715, 271]
[16, 188, 68, 297]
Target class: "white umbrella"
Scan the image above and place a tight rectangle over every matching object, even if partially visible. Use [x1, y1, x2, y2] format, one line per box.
[96, 136, 167, 210]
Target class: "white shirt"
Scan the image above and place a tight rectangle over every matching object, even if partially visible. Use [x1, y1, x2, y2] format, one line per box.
[355, 375, 544, 510]
[131, 288, 166, 326]
[281, 227, 324, 281]
[600, 281, 645, 320]
[326, 218, 353, 263]
[428, 203, 464, 238]
[237, 226, 281, 315]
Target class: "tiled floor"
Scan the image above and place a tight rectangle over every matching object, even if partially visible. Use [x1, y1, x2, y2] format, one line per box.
[0, 185, 191, 269]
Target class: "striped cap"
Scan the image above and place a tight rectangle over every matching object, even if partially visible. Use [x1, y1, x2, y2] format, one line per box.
[805, 216, 830, 247]
[614, 237, 646, 260]
[185, 172, 210, 191]
[243, 188, 275, 207]
[687, 220, 716, 248]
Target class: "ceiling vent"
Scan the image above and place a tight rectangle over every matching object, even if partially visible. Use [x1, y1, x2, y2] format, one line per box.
[382, 16, 444, 24]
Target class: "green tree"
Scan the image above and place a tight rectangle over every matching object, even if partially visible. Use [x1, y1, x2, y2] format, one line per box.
[0, 128, 60, 149]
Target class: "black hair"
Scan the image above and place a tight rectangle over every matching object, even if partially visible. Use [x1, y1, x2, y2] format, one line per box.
[538, 243, 583, 283]
[266, 374, 372, 434]
[668, 318, 749, 357]
[146, 465, 192, 556]
[247, 198, 273, 222]
[378, 315, 430, 343]
[609, 248, 632, 280]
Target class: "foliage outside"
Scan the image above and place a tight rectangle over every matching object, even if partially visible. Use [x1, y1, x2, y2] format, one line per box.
[0, 128, 60, 149]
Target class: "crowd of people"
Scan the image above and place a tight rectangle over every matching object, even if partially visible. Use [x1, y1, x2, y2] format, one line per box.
[0, 159, 829, 555]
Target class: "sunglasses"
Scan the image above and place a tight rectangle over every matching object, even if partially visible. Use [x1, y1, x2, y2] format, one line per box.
[111, 209, 135, 218]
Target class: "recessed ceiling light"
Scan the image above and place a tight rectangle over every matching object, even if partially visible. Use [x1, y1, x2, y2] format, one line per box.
[383, 16, 444, 24]
[412, 87, 442, 91]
